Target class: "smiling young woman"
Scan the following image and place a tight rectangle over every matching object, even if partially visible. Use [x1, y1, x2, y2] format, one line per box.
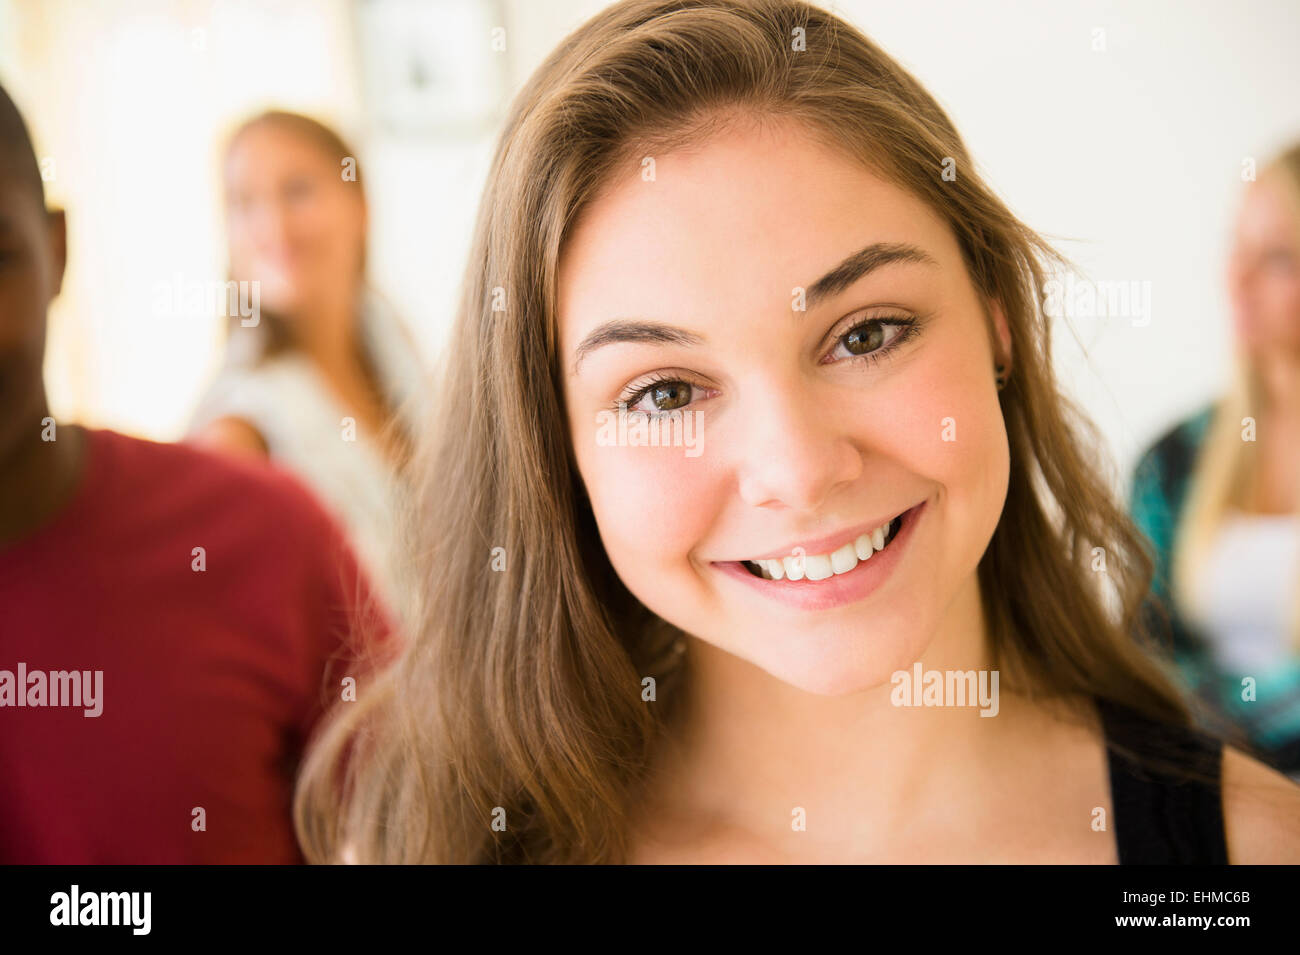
[293, 0, 1300, 864]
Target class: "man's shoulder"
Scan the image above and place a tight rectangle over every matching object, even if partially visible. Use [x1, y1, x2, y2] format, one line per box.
[92, 427, 336, 535]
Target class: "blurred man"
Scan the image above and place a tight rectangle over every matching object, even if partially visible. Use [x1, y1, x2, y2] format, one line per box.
[0, 79, 393, 863]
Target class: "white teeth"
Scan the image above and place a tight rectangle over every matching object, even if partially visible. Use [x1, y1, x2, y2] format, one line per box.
[804, 554, 834, 581]
[747, 513, 902, 582]
[831, 542, 858, 574]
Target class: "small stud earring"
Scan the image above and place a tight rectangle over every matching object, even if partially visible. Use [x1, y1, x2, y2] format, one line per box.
[995, 363, 1008, 391]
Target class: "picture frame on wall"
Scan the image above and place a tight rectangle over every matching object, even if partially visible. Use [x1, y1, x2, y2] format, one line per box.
[354, 0, 509, 138]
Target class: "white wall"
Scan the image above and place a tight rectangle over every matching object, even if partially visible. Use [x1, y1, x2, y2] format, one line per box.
[3, 0, 1297, 492]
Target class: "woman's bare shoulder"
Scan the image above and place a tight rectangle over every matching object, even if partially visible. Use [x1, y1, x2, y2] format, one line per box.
[192, 415, 269, 458]
[1221, 746, 1300, 863]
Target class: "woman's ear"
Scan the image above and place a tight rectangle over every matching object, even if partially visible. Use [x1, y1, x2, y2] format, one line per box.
[989, 298, 1013, 373]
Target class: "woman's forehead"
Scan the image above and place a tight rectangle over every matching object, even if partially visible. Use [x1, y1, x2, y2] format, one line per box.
[557, 131, 957, 339]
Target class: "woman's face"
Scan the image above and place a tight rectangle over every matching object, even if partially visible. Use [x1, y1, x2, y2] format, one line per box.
[1227, 174, 1300, 354]
[558, 118, 1011, 695]
[223, 122, 364, 316]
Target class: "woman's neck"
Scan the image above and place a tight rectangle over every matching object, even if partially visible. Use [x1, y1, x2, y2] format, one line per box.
[638, 571, 1046, 858]
[1246, 349, 1300, 514]
[291, 291, 364, 380]
[283, 289, 406, 465]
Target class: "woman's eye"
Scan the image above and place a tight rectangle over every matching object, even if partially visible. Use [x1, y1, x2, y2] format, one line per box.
[828, 318, 914, 362]
[613, 316, 918, 415]
[627, 380, 694, 414]
[284, 178, 315, 201]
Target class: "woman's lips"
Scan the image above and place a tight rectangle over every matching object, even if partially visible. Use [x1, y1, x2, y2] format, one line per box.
[712, 499, 927, 612]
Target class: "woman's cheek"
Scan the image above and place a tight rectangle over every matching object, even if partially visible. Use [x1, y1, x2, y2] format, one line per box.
[937, 384, 1008, 568]
[1269, 282, 1300, 334]
[309, 195, 358, 267]
[583, 440, 722, 595]
[881, 349, 1008, 560]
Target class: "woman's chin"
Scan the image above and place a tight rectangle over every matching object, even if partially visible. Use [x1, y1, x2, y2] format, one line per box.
[744, 639, 923, 697]
[768, 664, 898, 697]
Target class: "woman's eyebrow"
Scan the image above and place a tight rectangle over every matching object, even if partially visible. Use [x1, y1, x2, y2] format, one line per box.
[803, 241, 938, 309]
[569, 241, 938, 375]
[571, 320, 703, 375]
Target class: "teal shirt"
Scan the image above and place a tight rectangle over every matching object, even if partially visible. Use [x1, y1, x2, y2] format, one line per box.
[1128, 402, 1300, 773]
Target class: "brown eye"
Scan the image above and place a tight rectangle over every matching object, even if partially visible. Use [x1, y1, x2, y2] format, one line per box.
[648, 381, 691, 411]
[844, 321, 886, 355]
[827, 317, 918, 365]
[284, 177, 316, 202]
[623, 378, 697, 414]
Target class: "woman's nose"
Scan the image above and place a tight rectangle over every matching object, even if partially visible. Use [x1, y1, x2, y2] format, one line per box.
[235, 195, 288, 248]
[735, 386, 864, 512]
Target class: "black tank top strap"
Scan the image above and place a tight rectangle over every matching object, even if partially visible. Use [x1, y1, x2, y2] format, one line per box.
[1094, 696, 1229, 864]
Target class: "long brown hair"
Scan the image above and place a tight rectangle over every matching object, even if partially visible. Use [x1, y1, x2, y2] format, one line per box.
[295, 0, 1200, 864]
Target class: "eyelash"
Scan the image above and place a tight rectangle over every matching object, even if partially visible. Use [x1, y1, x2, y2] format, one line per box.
[613, 315, 921, 415]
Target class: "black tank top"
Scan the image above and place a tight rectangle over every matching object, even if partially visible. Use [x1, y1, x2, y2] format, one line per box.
[1095, 696, 1229, 864]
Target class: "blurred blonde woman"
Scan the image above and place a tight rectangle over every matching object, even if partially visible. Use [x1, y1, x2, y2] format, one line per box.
[190, 111, 426, 613]
[296, 0, 1300, 863]
[1131, 142, 1300, 778]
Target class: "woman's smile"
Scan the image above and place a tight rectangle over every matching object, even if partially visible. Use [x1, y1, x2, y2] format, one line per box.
[711, 498, 928, 611]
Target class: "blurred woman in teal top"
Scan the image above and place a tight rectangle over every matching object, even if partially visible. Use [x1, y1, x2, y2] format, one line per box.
[1130, 142, 1300, 780]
